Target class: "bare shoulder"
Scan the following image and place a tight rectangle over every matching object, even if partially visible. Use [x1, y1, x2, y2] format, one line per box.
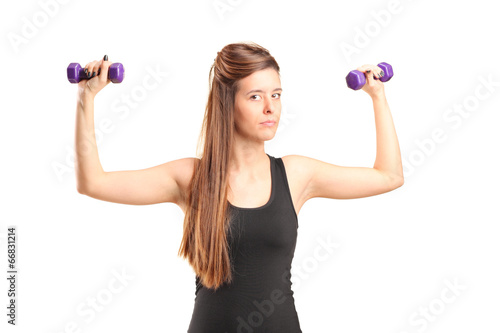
[281, 154, 317, 175]
[281, 154, 313, 177]
[281, 154, 316, 208]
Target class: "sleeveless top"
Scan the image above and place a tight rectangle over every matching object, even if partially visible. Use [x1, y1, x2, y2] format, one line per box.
[187, 153, 302, 333]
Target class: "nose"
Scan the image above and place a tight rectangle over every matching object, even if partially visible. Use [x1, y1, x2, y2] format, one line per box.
[264, 95, 276, 114]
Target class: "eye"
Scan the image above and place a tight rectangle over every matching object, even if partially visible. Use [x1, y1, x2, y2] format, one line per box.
[250, 93, 281, 100]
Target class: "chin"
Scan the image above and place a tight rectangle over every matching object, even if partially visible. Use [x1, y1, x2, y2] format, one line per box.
[263, 133, 277, 141]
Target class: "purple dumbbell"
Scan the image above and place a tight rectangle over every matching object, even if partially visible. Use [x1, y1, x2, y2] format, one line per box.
[67, 62, 125, 83]
[345, 62, 393, 90]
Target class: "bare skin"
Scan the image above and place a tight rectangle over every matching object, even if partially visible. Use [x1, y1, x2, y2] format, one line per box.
[76, 59, 403, 219]
[226, 68, 284, 209]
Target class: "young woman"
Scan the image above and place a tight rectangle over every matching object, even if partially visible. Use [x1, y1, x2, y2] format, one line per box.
[75, 42, 403, 332]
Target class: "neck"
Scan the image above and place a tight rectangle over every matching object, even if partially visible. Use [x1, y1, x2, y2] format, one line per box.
[228, 148, 268, 178]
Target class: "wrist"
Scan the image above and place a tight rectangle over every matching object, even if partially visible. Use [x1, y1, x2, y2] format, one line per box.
[78, 88, 95, 103]
[371, 91, 386, 101]
[77, 91, 95, 111]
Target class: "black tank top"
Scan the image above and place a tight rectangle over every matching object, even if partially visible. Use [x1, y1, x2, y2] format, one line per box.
[187, 153, 302, 333]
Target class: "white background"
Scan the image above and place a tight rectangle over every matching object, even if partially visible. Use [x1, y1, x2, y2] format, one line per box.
[1, 0, 499, 332]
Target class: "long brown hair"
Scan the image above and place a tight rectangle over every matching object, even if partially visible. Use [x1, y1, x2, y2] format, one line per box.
[177, 41, 281, 290]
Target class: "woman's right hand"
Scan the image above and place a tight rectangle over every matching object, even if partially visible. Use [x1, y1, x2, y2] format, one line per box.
[78, 55, 112, 98]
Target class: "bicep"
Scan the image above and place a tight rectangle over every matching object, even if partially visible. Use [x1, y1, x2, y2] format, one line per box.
[297, 156, 403, 200]
[82, 157, 195, 206]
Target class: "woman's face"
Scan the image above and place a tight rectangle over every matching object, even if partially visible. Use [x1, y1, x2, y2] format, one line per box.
[233, 68, 282, 142]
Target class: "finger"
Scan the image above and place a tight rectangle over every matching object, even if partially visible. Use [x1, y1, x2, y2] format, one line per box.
[99, 55, 111, 84]
[83, 62, 93, 77]
[375, 66, 385, 79]
[365, 67, 375, 85]
[373, 65, 384, 79]
[365, 65, 378, 85]
[371, 66, 385, 83]
[87, 60, 99, 79]
[95, 59, 103, 77]
[84, 61, 95, 78]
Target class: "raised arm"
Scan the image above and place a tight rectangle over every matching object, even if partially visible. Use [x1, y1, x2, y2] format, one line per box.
[74, 56, 195, 208]
[285, 64, 404, 202]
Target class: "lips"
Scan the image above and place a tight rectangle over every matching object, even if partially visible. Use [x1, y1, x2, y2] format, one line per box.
[261, 120, 276, 124]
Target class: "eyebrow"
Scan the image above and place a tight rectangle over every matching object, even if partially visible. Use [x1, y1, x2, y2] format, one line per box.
[246, 88, 282, 95]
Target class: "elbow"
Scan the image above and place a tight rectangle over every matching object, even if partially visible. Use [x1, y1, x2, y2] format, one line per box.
[76, 182, 91, 195]
[76, 184, 86, 195]
[383, 171, 404, 190]
[379, 170, 404, 190]
[76, 173, 98, 195]
[76, 173, 105, 196]
[392, 175, 404, 189]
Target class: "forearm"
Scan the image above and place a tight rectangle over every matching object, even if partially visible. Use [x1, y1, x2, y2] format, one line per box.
[74, 92, 105, 193]
[371, 93, 404, 181]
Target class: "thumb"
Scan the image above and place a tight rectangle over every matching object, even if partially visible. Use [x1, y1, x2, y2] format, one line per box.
[98, 54, 111, 84]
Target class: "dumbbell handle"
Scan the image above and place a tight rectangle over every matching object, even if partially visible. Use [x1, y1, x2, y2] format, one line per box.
[67, 62, 125, 84]
[346, 62, 393, 90]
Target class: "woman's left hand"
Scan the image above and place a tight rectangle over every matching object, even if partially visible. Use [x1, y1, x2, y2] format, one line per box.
[356, 64, 386, 99]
